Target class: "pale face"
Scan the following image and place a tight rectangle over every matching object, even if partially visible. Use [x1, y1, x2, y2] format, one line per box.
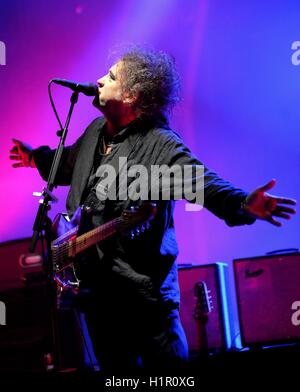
[95, 61, 126, 114]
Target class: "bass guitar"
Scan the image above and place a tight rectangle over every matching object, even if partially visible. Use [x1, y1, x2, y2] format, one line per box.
[51, 203, 156, 293]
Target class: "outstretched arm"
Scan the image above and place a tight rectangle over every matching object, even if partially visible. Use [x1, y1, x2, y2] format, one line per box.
[9, 138, 78, 185]
[155, 129, 297, 227]
[242, 179, 297, 227]
[10, 138, 36, 168]
[9, 117, 104, 186]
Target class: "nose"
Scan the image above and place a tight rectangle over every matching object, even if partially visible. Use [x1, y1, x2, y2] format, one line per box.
[97, 77, 105, 88]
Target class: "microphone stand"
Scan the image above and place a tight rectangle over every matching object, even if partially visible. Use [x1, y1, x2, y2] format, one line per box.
[29, 90, 79, 371]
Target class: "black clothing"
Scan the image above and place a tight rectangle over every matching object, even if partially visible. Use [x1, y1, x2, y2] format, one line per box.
[33, 116, 255, 371]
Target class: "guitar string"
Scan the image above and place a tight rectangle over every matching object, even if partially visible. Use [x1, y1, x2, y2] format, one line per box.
[52, 225, 78, 246]
[73, 222, 116, 255]
[53, 216, 154, 286]
[52, 210, 150, 262]
[52, 213, 145, 270]
[52, 205, 153, 263]
[54, 230, 116, 273]
[52, 218, 120, 266]
[53, 219, 117, 259]
[52, 221, 116, 263]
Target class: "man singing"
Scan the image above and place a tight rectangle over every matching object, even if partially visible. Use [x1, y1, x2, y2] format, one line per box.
[9, 46, 296, 373]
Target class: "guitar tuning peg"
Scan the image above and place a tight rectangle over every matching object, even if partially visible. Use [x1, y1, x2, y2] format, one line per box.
[135, 228, 140, 236]
[130, 231, 135, 240]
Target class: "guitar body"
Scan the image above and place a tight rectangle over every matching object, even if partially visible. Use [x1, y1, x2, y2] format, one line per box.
[51, 207, 82, 246]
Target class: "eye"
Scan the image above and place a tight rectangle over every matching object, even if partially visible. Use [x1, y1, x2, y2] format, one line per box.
[109, 71, 116, 81]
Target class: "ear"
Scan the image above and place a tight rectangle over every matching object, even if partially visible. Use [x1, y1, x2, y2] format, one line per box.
[123, 92, 138, 105]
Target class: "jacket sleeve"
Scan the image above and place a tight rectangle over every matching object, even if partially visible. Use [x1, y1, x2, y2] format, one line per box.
[32, 118, 99, 186]
[156, 129, 256, 227]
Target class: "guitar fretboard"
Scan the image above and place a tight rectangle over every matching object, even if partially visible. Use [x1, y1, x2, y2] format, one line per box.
[75, 218, 118, 254]
[51, 202, 155, 273]
[52, 218, 120, 268]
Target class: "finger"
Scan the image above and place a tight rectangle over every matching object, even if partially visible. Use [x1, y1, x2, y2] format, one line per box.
[10, 146, 18, 153]
[12, 162, 24, 168]
[266, 216, 282, 227]
[273, 197, 297, 206]
[258, 179, 276, 192]
[12, 138, 22, 146]
[272, 211, 291, 220]
[9, 155, 21, 160]
[275, 206, 296, 214]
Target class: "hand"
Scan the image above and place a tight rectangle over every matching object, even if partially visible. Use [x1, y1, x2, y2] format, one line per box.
[244, 179, 297, 227]
[9, 138, 36, 168]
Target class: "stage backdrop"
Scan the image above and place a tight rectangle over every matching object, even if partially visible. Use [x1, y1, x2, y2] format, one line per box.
[0, 0, 299, 268]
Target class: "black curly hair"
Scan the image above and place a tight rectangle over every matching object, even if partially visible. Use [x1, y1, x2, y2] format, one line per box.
[116, 46, 181, 122]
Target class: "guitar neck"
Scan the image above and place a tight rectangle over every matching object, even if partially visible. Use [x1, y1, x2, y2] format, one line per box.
[52, 202, 155, 269]
[52, 217, 119, 265]
[74, 218, 119, 256]
[196, 317, 209, 353]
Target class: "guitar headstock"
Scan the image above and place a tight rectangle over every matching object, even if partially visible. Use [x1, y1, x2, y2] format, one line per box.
[193, 280, 213, 321]
[116, 202, 157, 237]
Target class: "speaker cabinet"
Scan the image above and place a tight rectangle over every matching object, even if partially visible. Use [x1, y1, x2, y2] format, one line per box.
[0, 237, 84, 371]
[234, 252, 300, 347]
[178, 263, 234, 353]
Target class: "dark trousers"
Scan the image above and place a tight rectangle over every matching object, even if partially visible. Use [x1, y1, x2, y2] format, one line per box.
[82, 298, 188, 374]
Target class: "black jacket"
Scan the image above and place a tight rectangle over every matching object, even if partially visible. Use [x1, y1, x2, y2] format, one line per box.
[33, 117, 255, 311]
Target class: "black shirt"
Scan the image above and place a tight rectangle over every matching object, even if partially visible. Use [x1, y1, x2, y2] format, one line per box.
[33, 117, 255, 312]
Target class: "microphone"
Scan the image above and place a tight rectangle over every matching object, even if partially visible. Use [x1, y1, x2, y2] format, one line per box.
[51, 78, 98, 96]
